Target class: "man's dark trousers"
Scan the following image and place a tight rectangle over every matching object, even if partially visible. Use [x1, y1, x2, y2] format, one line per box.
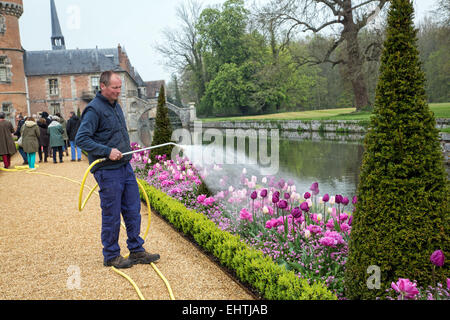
[93, 163, 145, 262]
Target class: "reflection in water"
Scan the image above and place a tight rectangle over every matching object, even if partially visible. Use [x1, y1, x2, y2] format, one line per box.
[276, 139, 364, 198]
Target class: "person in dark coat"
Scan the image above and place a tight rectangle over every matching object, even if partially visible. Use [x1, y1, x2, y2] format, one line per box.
[37, 118, 50, 163]
[66, 111, 82, 161]
[0, 112, 16, 169]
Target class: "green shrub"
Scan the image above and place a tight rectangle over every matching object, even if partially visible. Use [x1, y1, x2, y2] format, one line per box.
[345, 0, 450, 300]
[138, 179, 337, 300]
[151, 85, 174, 160]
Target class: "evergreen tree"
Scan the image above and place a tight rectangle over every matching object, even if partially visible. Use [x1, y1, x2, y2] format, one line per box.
[345, 0, 449, 300]
[151, 85, 174, 160]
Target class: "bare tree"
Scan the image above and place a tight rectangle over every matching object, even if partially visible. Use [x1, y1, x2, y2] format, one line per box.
[258, 0, 389, 111]
[433, 0, 450, 26]
[155, 0, 206, 103]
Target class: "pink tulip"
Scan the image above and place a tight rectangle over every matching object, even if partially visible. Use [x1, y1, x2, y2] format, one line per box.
[203, 197, 215, 206]
[391, 279, 419, 300]
[197, 194, 206, 204]
[239, 208, 253, 222]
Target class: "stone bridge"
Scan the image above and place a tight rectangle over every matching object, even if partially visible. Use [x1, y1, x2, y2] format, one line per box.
[126, 97, 196, 147]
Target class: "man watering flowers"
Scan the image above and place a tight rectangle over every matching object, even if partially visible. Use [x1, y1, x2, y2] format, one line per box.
[76, 71, 160, 268]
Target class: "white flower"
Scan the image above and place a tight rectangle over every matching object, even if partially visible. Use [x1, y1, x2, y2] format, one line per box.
[327, 207, 333, 214]
[317, 214, 323, 222]
[261, 177, 267, 184]
[228, 186, 234, 192]
[304, 230, 311, 239]
[329, 196, 335, 205]
[242, 168, 247, 174]
[262, 206, 269, 214]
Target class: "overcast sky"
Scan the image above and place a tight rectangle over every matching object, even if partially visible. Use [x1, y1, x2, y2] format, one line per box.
[19, 0, 439, 84]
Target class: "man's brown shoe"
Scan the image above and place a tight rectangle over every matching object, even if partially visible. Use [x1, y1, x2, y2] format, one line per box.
[104, 255, 133, 269]
[129, 251, 160, 265]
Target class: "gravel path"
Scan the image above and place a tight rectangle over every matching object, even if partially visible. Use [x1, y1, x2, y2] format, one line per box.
[0, 153, 254, 300]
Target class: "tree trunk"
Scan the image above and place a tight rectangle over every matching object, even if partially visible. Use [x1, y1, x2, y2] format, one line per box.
[350, 69, 370, 110]
[343, 1, 370, 111]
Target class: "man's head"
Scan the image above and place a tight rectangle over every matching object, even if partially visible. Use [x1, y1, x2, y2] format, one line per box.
[0, 112, 5, 119]
[100, 71, 122, 104]
[70, 111, 75, 118]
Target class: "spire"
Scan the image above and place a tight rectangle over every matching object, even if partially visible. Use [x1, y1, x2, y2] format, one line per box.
[50, 0, 65, 50]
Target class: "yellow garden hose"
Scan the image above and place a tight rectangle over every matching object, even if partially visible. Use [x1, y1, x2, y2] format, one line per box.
[77, 157, 175, 300]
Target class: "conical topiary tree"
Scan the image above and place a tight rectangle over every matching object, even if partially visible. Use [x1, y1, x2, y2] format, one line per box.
[345, 0, 449, 300]
[151, 84, 174, 160]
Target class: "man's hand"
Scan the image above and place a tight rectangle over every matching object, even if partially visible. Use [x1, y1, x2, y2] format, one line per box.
[109, 148, 123, 161]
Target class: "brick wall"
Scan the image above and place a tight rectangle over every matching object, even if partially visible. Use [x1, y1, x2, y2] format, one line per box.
[0, 0, 27, 124]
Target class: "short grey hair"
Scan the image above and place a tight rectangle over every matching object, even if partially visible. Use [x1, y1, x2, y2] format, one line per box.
[100, 71, 119, 87]
[0, 112, 5, 119]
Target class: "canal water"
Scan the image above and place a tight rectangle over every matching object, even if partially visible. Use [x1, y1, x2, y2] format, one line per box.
[173, 128, 365, 200]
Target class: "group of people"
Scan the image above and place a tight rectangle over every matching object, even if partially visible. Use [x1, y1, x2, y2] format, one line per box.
[0, 111, 82, 169]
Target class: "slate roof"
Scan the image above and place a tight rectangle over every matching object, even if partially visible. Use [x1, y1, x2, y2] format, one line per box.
[24, 48, 122, 76]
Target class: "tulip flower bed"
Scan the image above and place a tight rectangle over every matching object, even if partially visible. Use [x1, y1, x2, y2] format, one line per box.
[130, 143, 449, 300]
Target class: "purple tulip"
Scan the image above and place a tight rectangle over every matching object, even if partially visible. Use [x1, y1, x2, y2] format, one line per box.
[430, 250, 445, 267]
[250, 191, 258, 200]
[348, 215, 353, 226]
[335, 194, 343, 204]
[260, 189, 268, 198]
[300, 202, 309, 212]
[310, 182, 319, 195]
[447, 278, 450, 291]
[352, 195, 358, 205]
[272, 193, 280, 204]
[291, 207, 302, 218]
[304, 192, 311, 200]
[284, 193, 290, 200]
[342, 196, 349, 206]
[278, 200, 288, 209]
[322, 193, 330, 202]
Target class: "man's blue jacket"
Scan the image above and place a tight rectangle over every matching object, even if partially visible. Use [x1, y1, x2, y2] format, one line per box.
[75, 92, 132, 173]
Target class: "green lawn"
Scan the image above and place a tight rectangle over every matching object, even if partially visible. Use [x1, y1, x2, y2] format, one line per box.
[200, 102, 450, 122]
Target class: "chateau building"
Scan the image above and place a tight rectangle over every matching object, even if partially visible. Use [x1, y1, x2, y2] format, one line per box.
[0, 0, 166, 127]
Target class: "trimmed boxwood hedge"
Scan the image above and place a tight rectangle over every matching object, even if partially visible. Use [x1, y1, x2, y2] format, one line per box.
[138, 179, 336, 300]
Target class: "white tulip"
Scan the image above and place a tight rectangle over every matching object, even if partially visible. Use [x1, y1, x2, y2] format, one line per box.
[329, 196, 335, 205]
[304, 230, 311, 239]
